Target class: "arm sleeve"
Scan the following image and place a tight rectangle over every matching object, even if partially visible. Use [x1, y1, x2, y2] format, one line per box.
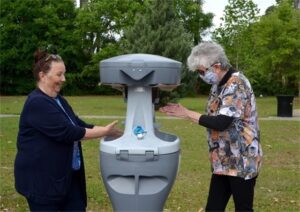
[26, 97, 86, 143]
[75, 117, 94, 129]
[198, 114, 234, 131]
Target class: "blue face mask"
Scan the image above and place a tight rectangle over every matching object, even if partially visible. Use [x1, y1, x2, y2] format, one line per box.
[199, 67, 219, 84]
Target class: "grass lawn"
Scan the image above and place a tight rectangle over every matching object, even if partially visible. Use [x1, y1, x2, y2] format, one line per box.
[0, 96, 299, 211]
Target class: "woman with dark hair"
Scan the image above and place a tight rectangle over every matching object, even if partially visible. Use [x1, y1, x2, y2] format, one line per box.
[160, 42, 263, 211]
[14, 49, 122, 211]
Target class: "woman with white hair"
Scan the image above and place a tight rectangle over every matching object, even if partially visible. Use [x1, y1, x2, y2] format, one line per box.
[160, 41, 263, 211]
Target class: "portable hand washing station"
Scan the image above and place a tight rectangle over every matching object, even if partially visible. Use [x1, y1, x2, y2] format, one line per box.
[99, 53, 181, 211]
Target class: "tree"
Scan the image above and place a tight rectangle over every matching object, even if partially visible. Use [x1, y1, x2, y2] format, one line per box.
[249, 0, 300, 95]
[74, 0, 147, 57]
[121, 0, 196, 106]
[174, 0, 213, 45]
[73, 0, 148, 94]
[0, 0, 213, 95]
[0, 0, 81, 94]
[213, 0, 260, 70]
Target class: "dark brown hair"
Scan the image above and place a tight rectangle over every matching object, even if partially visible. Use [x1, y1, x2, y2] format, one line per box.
[32, 48, 63, 81]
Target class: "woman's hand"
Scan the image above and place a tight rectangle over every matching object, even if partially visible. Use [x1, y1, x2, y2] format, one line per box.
[159, 103, 201, 123]
[159, 103, 189, 119]
[83, 120, 123, 140]
[103, 120, 123, 139]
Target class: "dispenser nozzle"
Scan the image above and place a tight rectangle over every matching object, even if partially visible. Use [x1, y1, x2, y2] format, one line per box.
[133, 126, 147, 139]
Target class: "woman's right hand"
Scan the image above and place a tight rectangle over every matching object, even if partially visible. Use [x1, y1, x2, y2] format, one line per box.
[83, 120, 123, 140]
[159, 103, 189, 118]
[159, 103, 201, 123]
[103, 120, 123, 138]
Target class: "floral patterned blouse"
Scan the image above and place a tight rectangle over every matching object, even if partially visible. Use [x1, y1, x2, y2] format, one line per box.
[205, 71, 263, 180]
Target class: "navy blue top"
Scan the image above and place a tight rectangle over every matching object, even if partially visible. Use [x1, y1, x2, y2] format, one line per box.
[14, 89, 94, 204]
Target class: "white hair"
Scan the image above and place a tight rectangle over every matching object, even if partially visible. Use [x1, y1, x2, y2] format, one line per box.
[187, 41, 231, 71]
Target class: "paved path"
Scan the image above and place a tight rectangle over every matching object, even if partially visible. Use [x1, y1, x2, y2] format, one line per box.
[1, 110, 300, 121]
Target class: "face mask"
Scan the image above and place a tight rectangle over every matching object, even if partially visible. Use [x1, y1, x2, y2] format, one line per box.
[199, 67, 219, 84]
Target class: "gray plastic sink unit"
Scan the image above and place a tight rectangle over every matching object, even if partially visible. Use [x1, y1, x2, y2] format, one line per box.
[100, 53, 181, 86]
[99, 53, 182, 212]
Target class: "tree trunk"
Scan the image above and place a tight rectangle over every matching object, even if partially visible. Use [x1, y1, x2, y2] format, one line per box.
[294, 0, 300, 9]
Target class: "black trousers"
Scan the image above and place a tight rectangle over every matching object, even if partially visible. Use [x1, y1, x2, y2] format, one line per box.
[27, 171, 86, 211]
[206, 174, 257, 212]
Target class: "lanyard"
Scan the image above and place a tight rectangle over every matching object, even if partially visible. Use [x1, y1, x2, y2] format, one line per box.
[55, 97, 75, 126]
[54, 97, 81, 170]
